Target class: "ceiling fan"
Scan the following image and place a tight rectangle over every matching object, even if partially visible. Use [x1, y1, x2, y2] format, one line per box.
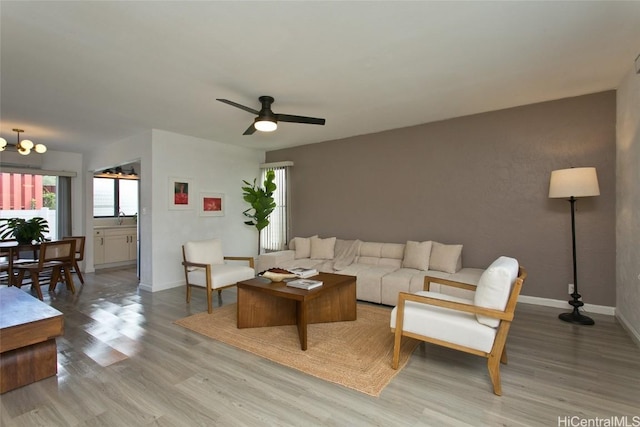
[216, 95, 326, 135]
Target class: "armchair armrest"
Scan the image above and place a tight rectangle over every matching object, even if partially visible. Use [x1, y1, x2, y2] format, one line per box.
[424, 275, 477, 292]
[397, 291, 514, 321]
[182, 260, 209, 269]
[224, 256, 255, 269]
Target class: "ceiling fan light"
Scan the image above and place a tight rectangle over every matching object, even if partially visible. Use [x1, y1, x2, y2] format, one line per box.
[254, 119, 277, 132]
[18, 146, 31, 155]
[0, 137, 7, 151]
[21, 139, 34, 150]
[34, 144, 47, 153]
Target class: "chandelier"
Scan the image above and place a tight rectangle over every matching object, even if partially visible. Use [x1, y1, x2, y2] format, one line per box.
[0, 129, 47, 155]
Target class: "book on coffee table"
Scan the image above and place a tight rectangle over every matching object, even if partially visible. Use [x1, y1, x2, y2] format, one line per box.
[286, 278, 323, 290]
[288, 267, 318, 278]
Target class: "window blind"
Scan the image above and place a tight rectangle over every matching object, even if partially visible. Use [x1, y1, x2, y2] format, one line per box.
[259, 161, 292, 252]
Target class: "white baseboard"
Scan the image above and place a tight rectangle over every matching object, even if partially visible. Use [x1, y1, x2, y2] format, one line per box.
[616, 311, 640, 348]
[138, 282, 153, 292]
[518, 295, 616, 316]
[138, 280, 182, 293]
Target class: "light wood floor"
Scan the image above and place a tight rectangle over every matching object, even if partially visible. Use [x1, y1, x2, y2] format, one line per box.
[1, 267, 639, 426]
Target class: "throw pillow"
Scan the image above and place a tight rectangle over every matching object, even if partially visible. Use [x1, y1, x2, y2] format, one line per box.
[474, 256, 519, 328]
[402, 240, 432, 271]
[429, 242, 463, 274]
[184, 238, 224, 270]
[310, 236, 336, 260]
[293, 236, 312, 259]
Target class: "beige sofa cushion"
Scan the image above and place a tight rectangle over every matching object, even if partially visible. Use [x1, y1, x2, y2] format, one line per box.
[357, 242, 404, 267]
[429, 242, 463, 274]
[402, 240, 432, 271]
[310, 236, 336, 260]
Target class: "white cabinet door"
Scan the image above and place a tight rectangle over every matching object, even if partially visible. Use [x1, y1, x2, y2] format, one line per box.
[94, 230, 105, 265]
[127, 232, 137, 261]
[101, 227, 137, 264]
[104, 234, 130, 263]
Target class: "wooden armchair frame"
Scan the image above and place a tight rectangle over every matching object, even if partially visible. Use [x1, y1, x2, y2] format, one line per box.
[182, 245, 254, 313]
[392, 266, 527, 395]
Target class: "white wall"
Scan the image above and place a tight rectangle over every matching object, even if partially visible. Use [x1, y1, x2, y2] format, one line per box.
[616, 65, 640, 344]
[143, 129, 264, 292]
[84, 129, 265, 292]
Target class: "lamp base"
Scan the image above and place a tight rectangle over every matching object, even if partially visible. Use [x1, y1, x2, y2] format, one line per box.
[559, 310, 595, 325]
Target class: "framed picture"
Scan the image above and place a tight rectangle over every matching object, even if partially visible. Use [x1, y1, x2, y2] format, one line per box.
[200, 192, 225, 217]
[169, 177, 194, 210]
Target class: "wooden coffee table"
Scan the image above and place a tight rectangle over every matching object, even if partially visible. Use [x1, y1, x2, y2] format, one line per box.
[236, 272, 356, 350]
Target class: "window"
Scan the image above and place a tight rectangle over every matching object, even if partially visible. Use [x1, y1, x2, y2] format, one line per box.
[93, 177, 139, 217]
[0, 172, 68, 239]
[260, 162, 292, 252]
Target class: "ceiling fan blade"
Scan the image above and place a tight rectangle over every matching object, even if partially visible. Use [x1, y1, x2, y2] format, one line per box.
[243, 123, 257, 135]
[217, 98, 259, 115]
[276, 114, 326, 126]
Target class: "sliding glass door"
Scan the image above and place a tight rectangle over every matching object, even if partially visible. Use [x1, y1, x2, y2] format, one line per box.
[0, 172, 69, 239]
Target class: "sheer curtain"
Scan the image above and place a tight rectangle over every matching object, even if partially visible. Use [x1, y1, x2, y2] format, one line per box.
[260, 161, 293, 252]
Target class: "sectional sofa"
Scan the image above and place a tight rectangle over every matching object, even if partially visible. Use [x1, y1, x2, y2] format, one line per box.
[258, 236, 486, 306]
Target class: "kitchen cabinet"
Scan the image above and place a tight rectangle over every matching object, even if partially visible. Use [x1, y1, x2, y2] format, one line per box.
[94, 227, 137, 266]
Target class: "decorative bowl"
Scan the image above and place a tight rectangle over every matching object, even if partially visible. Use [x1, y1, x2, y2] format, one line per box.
[261, 271, 297, 282]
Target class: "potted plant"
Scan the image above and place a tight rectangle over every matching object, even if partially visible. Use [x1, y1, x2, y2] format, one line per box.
[0, 217, 50, 244]
[242, 170, 276, 254]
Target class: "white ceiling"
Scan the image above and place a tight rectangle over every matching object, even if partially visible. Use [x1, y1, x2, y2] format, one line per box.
[1, 1, 639, 154]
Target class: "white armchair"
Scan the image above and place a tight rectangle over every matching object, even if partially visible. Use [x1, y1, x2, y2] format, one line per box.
[390, 256, 527, 395]
[182, 238, 255, 313]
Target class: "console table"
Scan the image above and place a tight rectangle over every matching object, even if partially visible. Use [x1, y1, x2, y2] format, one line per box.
[0, 287, 63, 393]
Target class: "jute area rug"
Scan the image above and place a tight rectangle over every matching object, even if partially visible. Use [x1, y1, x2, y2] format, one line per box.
[174, 303, 419, 397]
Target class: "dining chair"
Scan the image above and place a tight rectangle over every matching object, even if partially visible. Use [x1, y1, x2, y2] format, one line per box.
[13, 239, 76, 300]
[0, 239, 39, 285]
[0, 257, 8, 285]
[182, 238, 255, 313]
[62, 235, 86, 284]
[0, 240, 13, 282]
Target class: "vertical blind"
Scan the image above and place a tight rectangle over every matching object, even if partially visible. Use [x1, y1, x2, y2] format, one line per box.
[57, 176, 72, 238]
[260, 161, 293, 252]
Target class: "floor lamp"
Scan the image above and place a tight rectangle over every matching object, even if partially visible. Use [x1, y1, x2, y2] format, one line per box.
[549, 167, 600, 325]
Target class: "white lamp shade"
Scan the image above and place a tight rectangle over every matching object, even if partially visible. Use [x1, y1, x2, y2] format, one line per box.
[254, 120, 277, 132]
[34, 144, 47, 153]
[549, 167, 600, 198]
[20, 139, 34, 150]
[0, 137, 6, 151]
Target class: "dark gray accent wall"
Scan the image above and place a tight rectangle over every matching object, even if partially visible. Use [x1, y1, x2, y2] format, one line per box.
[266, 92, 616, 305]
